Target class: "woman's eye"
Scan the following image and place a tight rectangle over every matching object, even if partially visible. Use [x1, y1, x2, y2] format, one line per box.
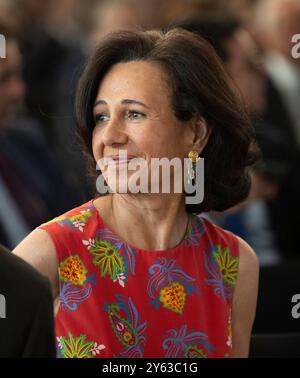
[127, 110, 145, 120]
[94, 113, 109, 123]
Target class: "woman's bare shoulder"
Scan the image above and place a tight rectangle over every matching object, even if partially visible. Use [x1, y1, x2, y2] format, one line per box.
[236, 236, 259, 275]
[231, 236, 259, 357]
[13, 228, 57, 263]
[12, 228, 58, 298]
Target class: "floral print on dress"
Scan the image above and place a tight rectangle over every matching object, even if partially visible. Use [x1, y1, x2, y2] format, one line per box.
[213, 245, 238, 286]
[182, 215, 205, 247]
[38, 200, 239, 358]
[90, 239, 124, 280]
[162, 325, 214, 358]
[57, 333, 106, 358]
[103, 294, 147, 358]
[59, 255, 87, 286]
[159, 281, 187, 314]
[58, 255, 96, 312]
[147, 257, 200, 314]
[43, 206, 94, 232]
[204, 242, 239, 302]
[84, 226, 136, 287]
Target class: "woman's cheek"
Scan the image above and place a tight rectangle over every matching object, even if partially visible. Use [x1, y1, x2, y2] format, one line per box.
[92, 131, 102, 162]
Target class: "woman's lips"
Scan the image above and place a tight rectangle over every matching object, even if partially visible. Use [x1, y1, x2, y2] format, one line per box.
[105, 155, 136, 165]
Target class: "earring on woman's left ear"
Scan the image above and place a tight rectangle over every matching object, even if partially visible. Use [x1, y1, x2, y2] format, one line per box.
[187, 150, 200, 185]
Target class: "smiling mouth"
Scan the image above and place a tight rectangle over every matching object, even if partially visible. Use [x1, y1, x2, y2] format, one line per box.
[108, 159, 131, 165]
[108, 155, 135, 163]
[103, 155, 137, 167]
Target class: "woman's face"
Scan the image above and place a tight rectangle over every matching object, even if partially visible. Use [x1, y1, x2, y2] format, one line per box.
[92, 61, 206, 193]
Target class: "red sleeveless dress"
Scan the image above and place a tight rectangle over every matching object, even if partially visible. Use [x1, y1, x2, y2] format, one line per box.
[39, 199, 239, 358]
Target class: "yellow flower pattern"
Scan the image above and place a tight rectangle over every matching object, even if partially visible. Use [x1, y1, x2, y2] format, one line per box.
[59, 333, 94, 358]
[213, 245, 238, 286]
[90, 240, 125, 281]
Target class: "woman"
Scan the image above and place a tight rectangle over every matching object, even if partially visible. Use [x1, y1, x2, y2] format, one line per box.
[13, 29, 259, 358]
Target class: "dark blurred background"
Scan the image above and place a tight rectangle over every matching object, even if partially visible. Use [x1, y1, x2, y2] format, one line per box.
[1, 0, 300, 353]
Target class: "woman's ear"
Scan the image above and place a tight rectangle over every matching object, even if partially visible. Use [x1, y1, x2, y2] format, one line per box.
[191, 116, 211, 152]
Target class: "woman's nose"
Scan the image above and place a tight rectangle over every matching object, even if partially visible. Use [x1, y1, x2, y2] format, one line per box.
[101, 118, 128, 147]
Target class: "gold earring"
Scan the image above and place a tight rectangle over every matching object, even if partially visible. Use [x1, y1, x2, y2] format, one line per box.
[188, 150, 200, 163]
[187, 150, 200, 185]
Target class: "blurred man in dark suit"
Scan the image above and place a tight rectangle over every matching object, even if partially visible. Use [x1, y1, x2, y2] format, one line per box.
[254, 0, 300, 149]
[0, 244, 55, 358]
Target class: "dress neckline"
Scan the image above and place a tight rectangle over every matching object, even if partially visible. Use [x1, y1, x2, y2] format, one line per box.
[89, 198, 199, 254]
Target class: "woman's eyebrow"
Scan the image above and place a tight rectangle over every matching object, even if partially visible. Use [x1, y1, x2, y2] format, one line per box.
[121, 99, 150, 109]
[94, 99, 106, 107]
[93, 98, 150, 109]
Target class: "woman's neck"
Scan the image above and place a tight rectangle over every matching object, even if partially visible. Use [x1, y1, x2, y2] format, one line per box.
[94, 193, 189, 251]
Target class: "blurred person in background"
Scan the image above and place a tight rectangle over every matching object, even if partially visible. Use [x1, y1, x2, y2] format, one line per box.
[3, 0, 67, 139]
[172, 16, 300, 263]
[253, 0, 300, 149]
[44, 0, 97, 47]
[160, 0, 232, 27]
[0, 23, 75, 249]
[88, 0, 143, 47]
[252, 0, 300, 260]
[2, 0, 101, 203]
[228, 0, 261, 35]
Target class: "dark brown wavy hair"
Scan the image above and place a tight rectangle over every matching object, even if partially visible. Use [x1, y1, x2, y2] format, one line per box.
[75, 28, 260, 214]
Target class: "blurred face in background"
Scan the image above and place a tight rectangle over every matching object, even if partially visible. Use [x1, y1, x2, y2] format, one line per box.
[22, 0, 52, 22]
[89, 1, 142, 47]
[254, 0, 300, 64]
[271, 0, 300, 62]
[225, 28, 267, 115]
[0, 40, 26, 128]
